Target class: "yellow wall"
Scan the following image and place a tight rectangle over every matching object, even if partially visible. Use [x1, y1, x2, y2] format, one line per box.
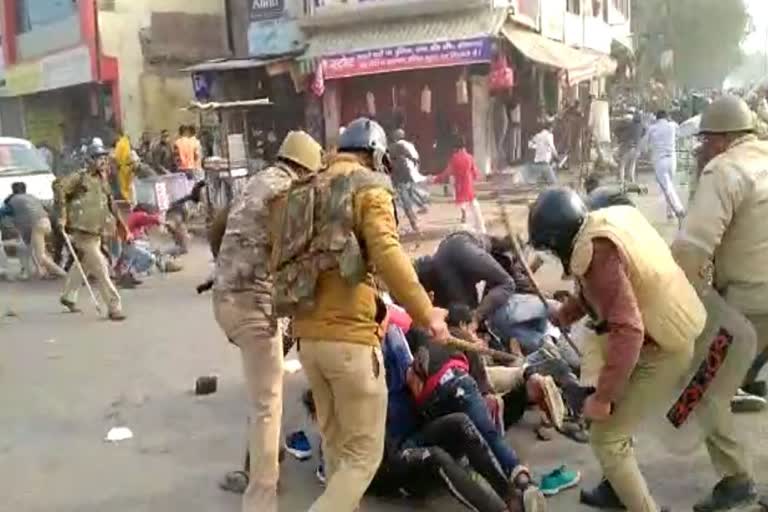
[98, 0, 225, 138]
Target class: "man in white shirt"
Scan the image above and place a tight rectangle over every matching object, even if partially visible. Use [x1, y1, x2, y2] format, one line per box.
[640, 110, 685, 223]
[526, 123, 558, 185]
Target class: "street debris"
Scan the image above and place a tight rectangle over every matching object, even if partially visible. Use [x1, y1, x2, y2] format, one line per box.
[105, 426, 133, 442]
[284, 359, 302, 374]
[194, 375, 218, 395]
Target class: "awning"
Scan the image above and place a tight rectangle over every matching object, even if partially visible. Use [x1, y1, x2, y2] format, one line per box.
[501, 25, 617, 85]
[300, 8, 507, 78]
[182, 57, 292, 73]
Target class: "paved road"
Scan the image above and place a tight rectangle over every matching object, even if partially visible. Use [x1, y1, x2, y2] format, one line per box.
[1, 176, 767, 512]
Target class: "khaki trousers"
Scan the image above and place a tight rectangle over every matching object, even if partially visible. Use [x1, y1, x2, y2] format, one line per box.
[61, 232, 121, 314]
[213, 292, 283, 512]
[31, 218, 66, 277]
[299, 340, 387, 512]
[486, 365, 525, 395]
[697, 292, 755, 480]
[584, 291, 756, 512]
[590, 345, 692, 512]
[743, 314, 768, 386]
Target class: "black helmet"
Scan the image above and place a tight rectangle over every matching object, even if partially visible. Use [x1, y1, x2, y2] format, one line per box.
[528, 187, 587, 267]
[338, 117, 387, 153]
[586, 186, 635, 211]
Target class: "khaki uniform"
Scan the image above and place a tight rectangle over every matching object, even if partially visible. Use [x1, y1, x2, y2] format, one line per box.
[211, 163, 297, 512]
[56, 170, 122, 315]
[672, 134, 768, 487]
[273, 153, 432, 512]
[571, 207, 705, 512]
[676, 136, 768, 387]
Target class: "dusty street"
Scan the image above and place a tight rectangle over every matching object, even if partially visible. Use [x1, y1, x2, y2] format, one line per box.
[1, 173, 767, 512]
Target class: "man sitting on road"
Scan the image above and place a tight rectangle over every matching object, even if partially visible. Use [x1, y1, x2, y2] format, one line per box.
[405, 325, 546, 510]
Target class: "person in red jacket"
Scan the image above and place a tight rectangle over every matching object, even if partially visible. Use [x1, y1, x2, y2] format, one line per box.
[434, 137, 486, 233]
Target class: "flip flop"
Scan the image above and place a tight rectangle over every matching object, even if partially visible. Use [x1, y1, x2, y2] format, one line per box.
[538, 376, 565, 431]
[523, 486, 548, 512]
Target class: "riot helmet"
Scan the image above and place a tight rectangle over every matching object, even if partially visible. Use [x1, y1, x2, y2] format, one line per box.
[586, 187, 635, 211]
[528, 187, 587, 268]
[277, 130, 324, 172]
[699, 95, 755, 135]
[338, 117, 390, 173]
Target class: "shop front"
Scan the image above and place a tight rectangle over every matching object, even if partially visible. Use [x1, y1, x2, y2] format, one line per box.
[302, 8, 507, 174]
[3, 44, 119, 148]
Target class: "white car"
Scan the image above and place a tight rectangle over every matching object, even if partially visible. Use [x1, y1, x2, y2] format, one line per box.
[0, 137, 55, 204]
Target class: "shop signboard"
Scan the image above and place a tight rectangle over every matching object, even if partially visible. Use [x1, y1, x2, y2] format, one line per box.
[6, 45, 92, 96]
[6, 61, 43, 96]
[323, 37, 492, 80]
[250, 0, 285, 20]
[41, 46, 93, 91]
[248, 19, 304, 57]
[540, 0, 565, 41]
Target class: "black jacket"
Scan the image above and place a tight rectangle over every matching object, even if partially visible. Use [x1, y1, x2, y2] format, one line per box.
[421, 232, 516, 321]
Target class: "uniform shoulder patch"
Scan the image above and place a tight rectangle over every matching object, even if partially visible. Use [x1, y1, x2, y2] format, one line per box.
[570, 238, 595, 277]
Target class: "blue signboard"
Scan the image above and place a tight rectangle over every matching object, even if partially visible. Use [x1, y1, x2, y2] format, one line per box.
[247, 19, 305, 58]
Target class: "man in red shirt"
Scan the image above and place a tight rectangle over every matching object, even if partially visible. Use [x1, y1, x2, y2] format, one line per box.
[434, 137, 486, 233]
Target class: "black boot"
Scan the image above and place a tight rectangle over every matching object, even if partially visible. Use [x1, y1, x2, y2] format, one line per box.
[580, 479, 625, 510]
[693, 476, 757, 512]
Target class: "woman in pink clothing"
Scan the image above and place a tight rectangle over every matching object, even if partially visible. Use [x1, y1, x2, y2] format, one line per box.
[433, 137, 487, 234]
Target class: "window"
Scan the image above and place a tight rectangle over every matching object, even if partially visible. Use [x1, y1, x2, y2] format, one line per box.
[567, 0, 581, 15]
[15, 0, 78, 34]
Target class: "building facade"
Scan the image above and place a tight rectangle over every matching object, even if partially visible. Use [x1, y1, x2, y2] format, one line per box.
[0, 0, 229, 147]
[0, 0, 116, 148]
[296, 0, 630, 173]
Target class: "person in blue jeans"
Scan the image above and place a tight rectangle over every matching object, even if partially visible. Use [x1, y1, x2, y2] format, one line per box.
[377, 323, 546, 512]
[405, 328, 532, 484]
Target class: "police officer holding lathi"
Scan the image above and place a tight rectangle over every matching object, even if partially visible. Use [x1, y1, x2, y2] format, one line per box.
[268, 118, 449, 512]
[55, 139, 129, 321]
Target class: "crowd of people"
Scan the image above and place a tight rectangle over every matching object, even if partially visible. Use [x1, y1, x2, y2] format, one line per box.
[0, 137, 199, 318]
[3, 93, 768, 512]
[204, 94, 768, 512]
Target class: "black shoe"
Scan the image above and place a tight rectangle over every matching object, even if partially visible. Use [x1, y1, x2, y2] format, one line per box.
[580, 479, 625, 510]
[693, 476, 757, 512]
[742, 381, 767, 398]
[108, 311, 127, 322]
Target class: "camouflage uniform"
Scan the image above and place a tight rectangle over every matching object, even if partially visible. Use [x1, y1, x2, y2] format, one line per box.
[56, 169, 123, 315]
[211, 162, 297, 512]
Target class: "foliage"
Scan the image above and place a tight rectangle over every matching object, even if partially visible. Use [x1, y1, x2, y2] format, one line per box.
[632, 0, 750, 88]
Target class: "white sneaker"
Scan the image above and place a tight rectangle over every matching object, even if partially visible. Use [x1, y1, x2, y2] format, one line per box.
[731, 389, 767, 413]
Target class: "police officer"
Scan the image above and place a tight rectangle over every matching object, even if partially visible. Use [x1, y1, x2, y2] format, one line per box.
[212, 131, 324, 512]
[56, 140, 128, 321]
[269, 118, 449, 512]
[530, 188, 706, 512]
[675, 95, 768, 400]
[672, 94, 768, 510]
[587, 177, 759, 511]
